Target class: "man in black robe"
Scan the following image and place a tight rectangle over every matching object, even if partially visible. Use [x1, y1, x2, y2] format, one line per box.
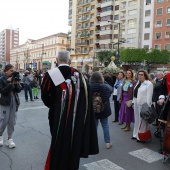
[41, 51, 99, 170]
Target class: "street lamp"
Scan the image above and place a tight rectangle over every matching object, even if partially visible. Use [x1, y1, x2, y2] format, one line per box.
[108, 20, 121, 64]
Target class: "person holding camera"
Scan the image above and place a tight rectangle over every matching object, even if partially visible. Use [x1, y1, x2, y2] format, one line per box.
[22, 70, 34, 102]
[0, 64, 22, 148]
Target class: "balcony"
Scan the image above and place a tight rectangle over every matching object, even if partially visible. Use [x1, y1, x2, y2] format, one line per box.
[120, 15, 126, 19]
[76, 42, 88, 46]
[95, 39, 100, 44]
[101, 1, 113, 8]
[100, 10, 113, 17]
[100, 30, 113, 35]
[95, 30, 100, 34]
[96, 21, 100, 26]
[80, 33, 90, 37]
[96, 12, 100, 17]
[96, 3, 101, 9]
[82, 17, 90, 21]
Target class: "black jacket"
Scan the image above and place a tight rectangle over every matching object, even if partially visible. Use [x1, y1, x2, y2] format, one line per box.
[0, 74, 22, 106]
[152, 78, 167, 102]
[90, 82, 113, 119]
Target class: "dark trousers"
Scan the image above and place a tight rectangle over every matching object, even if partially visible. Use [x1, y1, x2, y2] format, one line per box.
[24, 84, 33, 101]
[113, 95, 120, 121]
[155, 103, 163, 125]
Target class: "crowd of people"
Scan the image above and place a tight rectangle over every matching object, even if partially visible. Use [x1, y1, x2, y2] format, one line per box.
[0, 50, 169, 170]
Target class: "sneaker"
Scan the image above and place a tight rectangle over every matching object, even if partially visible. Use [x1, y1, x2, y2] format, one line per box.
[6, 139, 16, 148]
[106, 143, 112, 149]
[0, 136, 3, 146]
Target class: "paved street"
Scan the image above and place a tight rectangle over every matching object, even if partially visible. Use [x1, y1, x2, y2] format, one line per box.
[0, 90, 170, 170]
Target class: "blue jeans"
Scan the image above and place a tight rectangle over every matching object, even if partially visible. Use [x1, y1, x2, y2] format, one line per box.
[95, 117, 110, 143]
[24, 84, 33, 101]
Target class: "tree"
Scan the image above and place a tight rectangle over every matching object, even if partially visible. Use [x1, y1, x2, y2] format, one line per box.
[120, 48, 170, 71]
[96, 50, 117, 66]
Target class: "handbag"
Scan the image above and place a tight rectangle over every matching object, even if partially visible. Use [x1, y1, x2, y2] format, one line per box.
[138, 119, 152, 141]
[125, 100, 133, 107]
[140, 103, 157, 124]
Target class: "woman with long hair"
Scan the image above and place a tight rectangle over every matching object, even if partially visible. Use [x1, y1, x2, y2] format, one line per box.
[90, 71, 113, 149]
[119, 69, 136, 131]
[132, 70, 153, 142]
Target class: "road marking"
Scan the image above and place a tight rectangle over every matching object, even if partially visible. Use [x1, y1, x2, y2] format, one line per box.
[83, 159, 125, 170]
[19, 106, 47, 111]
[129, 148, 163, 163]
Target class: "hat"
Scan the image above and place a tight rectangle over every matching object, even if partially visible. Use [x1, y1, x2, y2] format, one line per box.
[25, 70, 29, 73]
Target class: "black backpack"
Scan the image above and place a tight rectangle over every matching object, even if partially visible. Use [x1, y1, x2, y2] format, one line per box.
[92, 92, 104, 113]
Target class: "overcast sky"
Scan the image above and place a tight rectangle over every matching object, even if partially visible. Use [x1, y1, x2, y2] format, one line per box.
[0, 0, 69, 45]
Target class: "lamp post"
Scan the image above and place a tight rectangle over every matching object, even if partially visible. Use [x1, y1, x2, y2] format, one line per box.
[108, 20, 121, 64]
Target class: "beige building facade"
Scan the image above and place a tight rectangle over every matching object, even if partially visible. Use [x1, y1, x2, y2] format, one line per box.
[10, 33, 67, 70]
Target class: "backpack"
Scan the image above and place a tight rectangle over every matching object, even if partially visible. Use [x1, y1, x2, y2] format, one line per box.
[92, 92, 104, 113]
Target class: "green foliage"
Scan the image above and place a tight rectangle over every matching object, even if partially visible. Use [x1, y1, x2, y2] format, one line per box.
[96, 50, 117, 63]
[0, 64, 2, 69]
[93, 67, 99, 72]
[120, 48, 170, 64]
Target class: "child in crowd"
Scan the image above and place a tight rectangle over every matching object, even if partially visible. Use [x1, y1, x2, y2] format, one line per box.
[32, 77, 39, 99]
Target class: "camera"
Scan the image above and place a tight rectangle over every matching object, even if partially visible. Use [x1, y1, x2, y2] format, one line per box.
[11, 71, 21, 81]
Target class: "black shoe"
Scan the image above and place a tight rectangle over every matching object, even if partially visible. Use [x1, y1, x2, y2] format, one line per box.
[36, 96, 39, 99]
[137, 140, 146, 143]
[131, 137, 137, 140]
[34, 97, 36, 99]
[31, 99, 34, 101]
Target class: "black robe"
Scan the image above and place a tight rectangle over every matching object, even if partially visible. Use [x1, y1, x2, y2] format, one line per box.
[41, 66, 99, 170]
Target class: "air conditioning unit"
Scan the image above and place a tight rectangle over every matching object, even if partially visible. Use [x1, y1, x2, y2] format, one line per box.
[165, 35, 170, 38]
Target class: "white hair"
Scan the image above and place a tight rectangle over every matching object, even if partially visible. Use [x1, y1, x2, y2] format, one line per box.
[57, 51, 70, 63]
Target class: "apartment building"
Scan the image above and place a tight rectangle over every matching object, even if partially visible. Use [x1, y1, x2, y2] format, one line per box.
[152, 0, 170, 51]
[0, 27, 19, 65]
[119, 0, 144, 49]
[10, 33, 67, 70]
[142, 0, 154, 49]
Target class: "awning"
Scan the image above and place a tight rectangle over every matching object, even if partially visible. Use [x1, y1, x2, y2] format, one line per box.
[43, 61, 51, 65]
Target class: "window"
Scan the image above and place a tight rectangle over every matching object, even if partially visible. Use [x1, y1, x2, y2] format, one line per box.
[155, 44, 161, 49]
[157, 8, 163, 15]
[128, 19, 137, 25]
[144, 45, 149, 49]
[156, 32, 161, 39]
[126, 38, 136, 43]
[145, 22, 150, 28]
[167, 19, 170, 26]
[146, 0, 151, 5]
[165, 31, 170, 38]
[90, 30, 94, 35]
[90, 22, 94, 27]
[127, 28, 136, 34]
[165, 44, 170, 50]
[114, 15, 119, 20]
[115, 5, 119, 10]
[145, 10, 151, 16]
[167, 7, 170, 14]
[157, 0, 163, 3]
[91, 14, 94, 19]
[156, 20, 162, 27]
[91, 5, 95, 10]
[129, 9, 137, 16]
[144, 33, 150, 40]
